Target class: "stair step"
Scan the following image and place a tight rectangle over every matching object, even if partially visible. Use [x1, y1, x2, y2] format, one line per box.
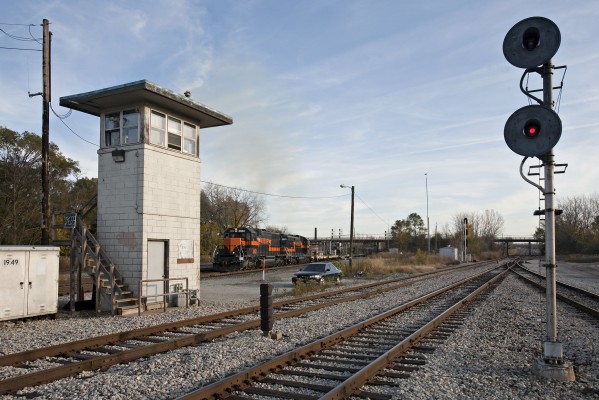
[114, 297, 138, 304]
[68, 216, 136, 315]
[112, 294, 134, 301]
[100, 282, 127, 288]
[117, 305, 141, 316]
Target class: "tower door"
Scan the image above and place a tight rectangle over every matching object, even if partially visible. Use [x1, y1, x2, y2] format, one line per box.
[147, 240, 167, 304]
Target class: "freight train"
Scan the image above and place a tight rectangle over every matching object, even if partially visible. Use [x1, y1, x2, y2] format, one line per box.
[212, 227, 311, 272]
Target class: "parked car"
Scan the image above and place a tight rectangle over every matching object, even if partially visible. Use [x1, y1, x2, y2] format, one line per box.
[292, 262, 342, 285]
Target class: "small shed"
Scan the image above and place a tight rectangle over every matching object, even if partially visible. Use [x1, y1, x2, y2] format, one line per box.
[439, 246, 458, 261]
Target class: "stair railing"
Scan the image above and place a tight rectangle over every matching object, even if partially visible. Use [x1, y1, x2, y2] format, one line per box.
[70, 214, 124, 315]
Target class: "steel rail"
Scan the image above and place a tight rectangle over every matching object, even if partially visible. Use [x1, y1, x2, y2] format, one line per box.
[321, 264, 512, 399]
[0, 262, 493, 394]
[177, 263, 511, 399]
[0, 261, 485, 368]
[0, 307, 256, 367]
[511, 264, 599, 318]
[514, 262, 599, 300]
[2, 264, 459, 367]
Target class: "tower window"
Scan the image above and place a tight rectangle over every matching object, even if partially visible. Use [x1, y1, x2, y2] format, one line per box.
[103, 109, 139, 147]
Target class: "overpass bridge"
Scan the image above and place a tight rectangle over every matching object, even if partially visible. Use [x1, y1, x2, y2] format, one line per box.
[494, 236, 542, 257]
[311, 234, 389, 256]
[309, 234, 541, 257]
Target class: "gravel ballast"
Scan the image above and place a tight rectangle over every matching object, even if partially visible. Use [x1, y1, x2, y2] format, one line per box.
[0, 266, 597, 399]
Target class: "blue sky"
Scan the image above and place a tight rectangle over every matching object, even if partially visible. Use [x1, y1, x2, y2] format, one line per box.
[1, 0, 598, 240]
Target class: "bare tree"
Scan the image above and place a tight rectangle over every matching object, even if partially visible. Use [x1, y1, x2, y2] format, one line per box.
[556, 194, 599, 253]
[201, 183, 265, 229]
[448, 210, 504, 255]
[200, 182, 266, 254]
[264, 225, 288, 233]
[478, 209, 505, 239]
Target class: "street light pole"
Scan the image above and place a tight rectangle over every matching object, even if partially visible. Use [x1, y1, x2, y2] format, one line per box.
[340, 184, 354, 269]
[425, 173, 430, 253]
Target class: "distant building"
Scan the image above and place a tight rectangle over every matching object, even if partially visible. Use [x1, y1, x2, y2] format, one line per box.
[439, 246, 458, 261]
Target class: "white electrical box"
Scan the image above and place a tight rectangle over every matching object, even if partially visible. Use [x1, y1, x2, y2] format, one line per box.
[0, 246, 60, 321]
[439, 246, 459, 261]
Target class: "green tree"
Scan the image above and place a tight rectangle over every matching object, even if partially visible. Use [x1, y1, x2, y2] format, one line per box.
[407, 212, 426, 248]
[390, 219, 409, 252]
[0, 127, 80, 244]
[390, 213, 426, 252]
[533, 227, 544, 241]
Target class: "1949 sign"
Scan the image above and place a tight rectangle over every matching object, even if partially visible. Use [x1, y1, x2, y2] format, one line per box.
[2, 258, 19, 266]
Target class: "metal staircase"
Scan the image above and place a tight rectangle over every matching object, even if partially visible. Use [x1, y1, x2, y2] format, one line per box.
[52, 196, 139, 316]
[71, 217, 139, 315]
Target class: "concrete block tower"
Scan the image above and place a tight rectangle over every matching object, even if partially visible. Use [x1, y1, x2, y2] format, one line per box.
[60, 80, 232, 301]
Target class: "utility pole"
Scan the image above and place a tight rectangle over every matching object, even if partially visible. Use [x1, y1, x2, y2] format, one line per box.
[41, 19, 51, 245]
[340, 184, 355, 268]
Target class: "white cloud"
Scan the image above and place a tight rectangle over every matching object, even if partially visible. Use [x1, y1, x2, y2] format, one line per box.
[1, 0, 598, 240]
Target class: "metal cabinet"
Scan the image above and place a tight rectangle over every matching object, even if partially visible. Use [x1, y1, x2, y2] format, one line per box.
[0, 246, 59, 321]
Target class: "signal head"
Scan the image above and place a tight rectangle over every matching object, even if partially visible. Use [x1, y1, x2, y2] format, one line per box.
[504, 105, 562, 157]
[503, 17, 561, 68]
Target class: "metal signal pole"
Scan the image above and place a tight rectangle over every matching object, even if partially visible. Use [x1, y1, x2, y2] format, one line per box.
[463, 218, 467, 262]
[541, 60, 561, 361]
[41, 19, 51, 245]
[502, 16, 574, 380]
[425, 173, 430, 253]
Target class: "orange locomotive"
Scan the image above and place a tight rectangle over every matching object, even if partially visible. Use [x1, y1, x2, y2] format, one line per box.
[212, 227, 311, 272]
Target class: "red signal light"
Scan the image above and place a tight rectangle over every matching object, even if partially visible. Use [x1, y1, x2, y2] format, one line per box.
[524, 119, 540, 138]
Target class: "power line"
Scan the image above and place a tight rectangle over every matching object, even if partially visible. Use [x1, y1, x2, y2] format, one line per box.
[0, 45, 41, 51]
[0, 22, 37, 26]
[0, 23, 42, 50]
[355, 193, 388, 228]
[28, 24, 42, 45]
[0, 27, 40, 41]
[50, 103, 99, 147]
[202, 180, 346, 199]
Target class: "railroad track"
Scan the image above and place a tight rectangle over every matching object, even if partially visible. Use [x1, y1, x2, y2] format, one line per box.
[178, 262, 513, 399]
[200, 263, 302, 279]
[512, 261, 599, 319]
[0, 261, 496, 395]
[56, 265, 295, 295]
[58, 264, 298, 295]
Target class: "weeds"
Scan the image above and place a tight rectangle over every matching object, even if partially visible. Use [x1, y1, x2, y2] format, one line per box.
[333, 252, 454, 280]
[292, 280, 338, 296]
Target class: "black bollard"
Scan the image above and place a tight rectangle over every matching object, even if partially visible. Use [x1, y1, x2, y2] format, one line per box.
[260, 283, 273, 335]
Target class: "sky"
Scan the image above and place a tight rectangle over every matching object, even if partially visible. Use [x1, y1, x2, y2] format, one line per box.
[1, 0, 598, 241]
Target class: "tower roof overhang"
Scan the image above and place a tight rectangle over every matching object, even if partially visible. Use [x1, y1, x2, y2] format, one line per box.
[59, 79, 232, 128]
